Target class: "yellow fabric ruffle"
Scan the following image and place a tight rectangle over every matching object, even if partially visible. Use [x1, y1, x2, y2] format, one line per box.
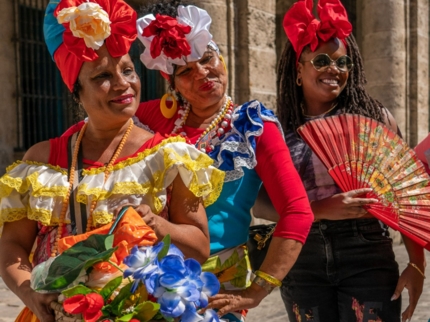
[0, 136, 224, 227]
[82, 136, 187, 176]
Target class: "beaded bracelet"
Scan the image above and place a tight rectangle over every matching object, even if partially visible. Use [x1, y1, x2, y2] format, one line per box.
[253, 276, 276, 294]
[408, 262, 426, 279]
[255, 270, 282, 287]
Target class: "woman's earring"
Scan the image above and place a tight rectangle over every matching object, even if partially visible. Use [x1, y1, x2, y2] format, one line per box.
[219, 55, 227, 72]
[160, 92, 178, 119]
[296, 77, 302, 86]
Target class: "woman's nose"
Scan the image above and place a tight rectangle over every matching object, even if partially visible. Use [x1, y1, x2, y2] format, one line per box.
[195, 64, 209, 79]
[113, 73, 131, 89]
[326, 62, 340, 74]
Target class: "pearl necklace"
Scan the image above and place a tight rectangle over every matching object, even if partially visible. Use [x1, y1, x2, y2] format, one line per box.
[51, 119, 134, 257]
[172, 96, 234, 153]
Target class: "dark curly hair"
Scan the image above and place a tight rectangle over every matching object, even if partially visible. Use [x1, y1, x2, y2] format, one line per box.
[138, 0, 184, 18]
[70, 79, 86, 121]
[277, 34, 385, 134]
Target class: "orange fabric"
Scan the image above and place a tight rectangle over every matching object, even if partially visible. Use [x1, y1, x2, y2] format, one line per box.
[58, 207, 158, 273]
[15, 307, 38, 322]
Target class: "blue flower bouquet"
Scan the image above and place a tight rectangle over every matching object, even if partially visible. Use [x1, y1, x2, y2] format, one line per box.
[30, 207, 220, 322]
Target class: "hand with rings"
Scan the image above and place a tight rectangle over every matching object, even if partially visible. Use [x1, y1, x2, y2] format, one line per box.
[312, 188, 378, 221]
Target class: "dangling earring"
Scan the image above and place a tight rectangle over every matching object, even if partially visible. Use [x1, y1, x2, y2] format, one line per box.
[219, 55, 227, 72]
[160, 92, 178, 119]
[296, 77, 302, 86]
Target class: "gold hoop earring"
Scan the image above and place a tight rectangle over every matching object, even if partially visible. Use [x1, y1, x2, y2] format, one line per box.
[219, 55, 227, 72]
[296, 77, 302, 86]
[160, 93, 178, 119]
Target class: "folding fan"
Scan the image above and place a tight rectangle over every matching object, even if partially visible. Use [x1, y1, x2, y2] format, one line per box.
[297, 114, 430, 250]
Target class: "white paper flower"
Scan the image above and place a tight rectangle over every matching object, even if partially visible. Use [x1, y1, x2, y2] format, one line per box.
[57, 2, 111, 50]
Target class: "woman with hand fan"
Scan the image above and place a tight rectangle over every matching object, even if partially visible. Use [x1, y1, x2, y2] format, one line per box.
[254, 0, 426, 321]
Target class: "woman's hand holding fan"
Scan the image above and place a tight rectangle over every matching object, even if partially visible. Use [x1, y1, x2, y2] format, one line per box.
[298, 114, 430, 250]
[312, 188, 378, 220]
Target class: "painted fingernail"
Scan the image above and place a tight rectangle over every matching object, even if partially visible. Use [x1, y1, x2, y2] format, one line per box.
[391, 295, 397, 301]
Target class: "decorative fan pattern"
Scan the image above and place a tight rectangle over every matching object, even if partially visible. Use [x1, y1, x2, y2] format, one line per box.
[298, 114, 430, 250]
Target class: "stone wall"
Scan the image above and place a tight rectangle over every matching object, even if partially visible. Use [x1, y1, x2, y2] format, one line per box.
[358, 0, 429, 145]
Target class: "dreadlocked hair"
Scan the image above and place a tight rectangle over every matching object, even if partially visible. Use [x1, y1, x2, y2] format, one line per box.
[277, 34, 385, 134]
[138, 0, 184, 17]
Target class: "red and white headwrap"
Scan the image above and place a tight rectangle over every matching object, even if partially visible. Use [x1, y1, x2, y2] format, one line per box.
[283, 0, 352, 65]
[136, 5, 218, 80]
[44, 0, 137, 91]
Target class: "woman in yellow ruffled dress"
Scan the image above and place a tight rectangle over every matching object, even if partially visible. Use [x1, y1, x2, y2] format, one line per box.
[0, 0, 223, 321]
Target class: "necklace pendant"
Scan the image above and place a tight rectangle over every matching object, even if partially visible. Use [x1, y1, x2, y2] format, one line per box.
[197, 128, 217, 152]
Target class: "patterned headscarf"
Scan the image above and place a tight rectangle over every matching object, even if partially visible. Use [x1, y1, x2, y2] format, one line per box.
[44, 0, 137, 91]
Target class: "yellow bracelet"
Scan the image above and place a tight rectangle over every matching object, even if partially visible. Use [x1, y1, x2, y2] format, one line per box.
[255, 270, 282, 287]
[408, 262, 426, 279]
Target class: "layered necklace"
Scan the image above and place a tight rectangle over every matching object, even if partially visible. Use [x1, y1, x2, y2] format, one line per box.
[172, 96, 234, 153]
[51, 119, 134, 257]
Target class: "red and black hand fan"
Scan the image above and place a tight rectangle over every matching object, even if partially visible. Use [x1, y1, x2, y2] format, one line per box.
[298, 114, 430, 250]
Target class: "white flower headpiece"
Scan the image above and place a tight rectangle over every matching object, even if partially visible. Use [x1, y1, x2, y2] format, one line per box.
[136, 5, 216, 75]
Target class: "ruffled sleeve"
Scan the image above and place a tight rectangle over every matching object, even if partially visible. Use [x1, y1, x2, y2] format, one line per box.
[76, 136, 224, 225]
[0, 162, 69, 227]
[0, 137, 224, 229]
[209, 100, 283, 182]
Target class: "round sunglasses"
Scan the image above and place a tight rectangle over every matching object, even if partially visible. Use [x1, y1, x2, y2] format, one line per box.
[301, 53, 353, 73]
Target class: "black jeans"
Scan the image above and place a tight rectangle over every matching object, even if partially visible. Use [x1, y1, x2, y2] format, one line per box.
[281, 219, 401, 322]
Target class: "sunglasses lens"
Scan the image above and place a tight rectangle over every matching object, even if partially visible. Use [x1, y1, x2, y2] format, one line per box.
[312, 54, 331, 70]
[336, 56, 353, 71]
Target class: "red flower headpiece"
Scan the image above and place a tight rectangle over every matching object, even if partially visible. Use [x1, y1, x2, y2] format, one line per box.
[137, 5, 214, 76]
[49, 0, 137, 91]
[143, 14, 192, 60]
[283, 0, 352, 65]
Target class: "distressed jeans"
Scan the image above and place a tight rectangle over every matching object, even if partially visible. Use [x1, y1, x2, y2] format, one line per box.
[281, 219, 401, 322]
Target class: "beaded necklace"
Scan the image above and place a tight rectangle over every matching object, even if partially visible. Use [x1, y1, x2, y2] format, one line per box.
[51, 119, 134, 257]
[172, 96, 234, 153]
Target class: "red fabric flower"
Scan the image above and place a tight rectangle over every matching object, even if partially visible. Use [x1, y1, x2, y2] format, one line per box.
[53, 0, 137, 91]
[142, 14, 192, 60]
[63, 293, 104, 322]
[283, 0, 352, 64]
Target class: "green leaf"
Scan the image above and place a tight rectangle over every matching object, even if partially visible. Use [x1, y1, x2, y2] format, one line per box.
[157, 234, 171, 261]
[134, 301, 160, 322]
[110, 282, 133, 316]
[100, 276, 123, 301]
[117, 313, 135, 321]
[37, 234, 117, 291]
[62, 285, 93, 297]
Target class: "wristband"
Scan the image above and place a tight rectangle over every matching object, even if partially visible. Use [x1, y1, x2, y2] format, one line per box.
[253, 276, 276, 294]
[255, 270, 282, 287]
